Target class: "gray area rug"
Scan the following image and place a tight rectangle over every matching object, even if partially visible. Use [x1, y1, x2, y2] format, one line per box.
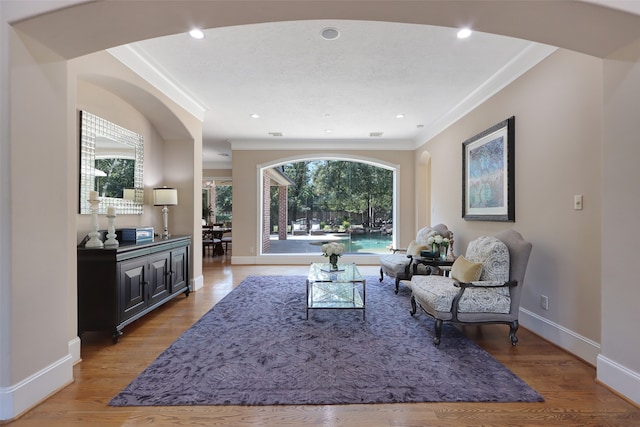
[109, 275, 543, 406]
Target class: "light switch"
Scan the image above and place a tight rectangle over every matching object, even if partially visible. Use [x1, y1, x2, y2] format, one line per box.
[574, 195, 583, 210]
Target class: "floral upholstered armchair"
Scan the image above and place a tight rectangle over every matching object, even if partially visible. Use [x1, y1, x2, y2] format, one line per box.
[379, 224, 453, 294]
[406, 229, 532, 346]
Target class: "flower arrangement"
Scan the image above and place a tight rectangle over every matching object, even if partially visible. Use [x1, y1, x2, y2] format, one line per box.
[427, 235, 450, 259]
[322, 242, 345, 257]
[322, 242, 345, 270]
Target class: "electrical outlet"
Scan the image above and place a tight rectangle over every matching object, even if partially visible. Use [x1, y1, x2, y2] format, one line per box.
[249, 246, 255, 254]
[540, 295, 549, 310]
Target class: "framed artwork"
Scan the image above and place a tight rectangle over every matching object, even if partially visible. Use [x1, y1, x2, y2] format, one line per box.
[462, 116, 515, 221]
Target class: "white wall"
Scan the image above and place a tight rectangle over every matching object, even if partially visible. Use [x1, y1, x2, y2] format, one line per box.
[417, 49, 605, 360]
[599, 37, 640, 405]
[3, 20, 75, 420]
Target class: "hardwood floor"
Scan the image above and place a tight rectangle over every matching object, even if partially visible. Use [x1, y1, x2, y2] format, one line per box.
[7, 254, 639, 426]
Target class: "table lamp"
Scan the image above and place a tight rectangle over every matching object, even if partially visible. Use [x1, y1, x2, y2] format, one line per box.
[153, 186, 178, 238]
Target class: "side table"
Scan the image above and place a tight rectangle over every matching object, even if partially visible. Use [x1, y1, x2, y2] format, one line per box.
[411, 256, 455, 277]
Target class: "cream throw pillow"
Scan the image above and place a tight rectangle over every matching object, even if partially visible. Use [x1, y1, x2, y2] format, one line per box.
[406, 240, 427, 256]
[451, 256, 483, 282]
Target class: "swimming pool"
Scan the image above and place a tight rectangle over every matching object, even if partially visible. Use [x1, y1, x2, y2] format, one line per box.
[341, 233, 392, 254]
[266, 232, 393, 254]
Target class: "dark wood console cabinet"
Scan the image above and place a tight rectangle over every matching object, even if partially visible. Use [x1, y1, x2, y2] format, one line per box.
[77, 235, 191, 343]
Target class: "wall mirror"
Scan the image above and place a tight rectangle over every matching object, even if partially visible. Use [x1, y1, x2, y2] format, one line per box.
[79, 110, 144, 214]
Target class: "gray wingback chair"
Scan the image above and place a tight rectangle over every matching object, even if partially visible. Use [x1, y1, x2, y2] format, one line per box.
[406, 229, 532, 346]
[379, 224, 453, 294]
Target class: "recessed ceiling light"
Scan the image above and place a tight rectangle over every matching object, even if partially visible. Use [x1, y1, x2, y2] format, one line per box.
[189, 29, 205, 39]
[218, 153, 230, 157]
[321, 27, 340, 40]
[250, 114, 260, 119]
[325, 129, 333, 133]
[457, 28, 472, 39]
[370, 132, 384, 137]
[268, 132, 283, 137]
[396, 114, 405, 119]
[416, 124, 424, 128]
[324, 113, 332, 118]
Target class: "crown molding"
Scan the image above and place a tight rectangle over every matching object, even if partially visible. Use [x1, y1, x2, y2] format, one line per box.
[231, 138, 415, 151]
[415, 43, 557, 147]
[107, 45, 208, 121]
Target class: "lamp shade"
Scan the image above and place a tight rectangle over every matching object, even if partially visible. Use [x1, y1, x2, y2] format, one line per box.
[123, 188, 136, 200]
[153, 187, 178, 206]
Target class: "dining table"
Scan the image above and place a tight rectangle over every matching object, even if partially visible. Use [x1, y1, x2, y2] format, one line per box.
[203, 225, 231, 256]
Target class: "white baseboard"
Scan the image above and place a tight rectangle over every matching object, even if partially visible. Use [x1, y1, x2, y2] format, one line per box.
[597, 355, 640, 406]
[69, 336, 81, 365]
[191, 275, 204, 292]
[510, 309, 640, 405]
[231, 255, 256, 264]
[0, 353, 73, 421]
[519, 307, 600, 365]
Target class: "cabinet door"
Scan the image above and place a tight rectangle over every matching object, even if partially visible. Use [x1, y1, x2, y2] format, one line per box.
[170, 246, 188, 293]
[118, 257, 148, 322]
[148, 251, 171, 305]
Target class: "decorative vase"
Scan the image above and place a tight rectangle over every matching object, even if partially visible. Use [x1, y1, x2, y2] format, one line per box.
[439, 245, 447, 261]
[329, 254, 339, 270]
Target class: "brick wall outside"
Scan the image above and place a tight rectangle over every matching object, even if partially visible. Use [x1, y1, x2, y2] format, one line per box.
[262, 173, 271, 252]
[278, 186, 288, 240]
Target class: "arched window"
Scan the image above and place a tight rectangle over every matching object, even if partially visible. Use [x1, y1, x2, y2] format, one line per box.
[260, 157, 396, 256]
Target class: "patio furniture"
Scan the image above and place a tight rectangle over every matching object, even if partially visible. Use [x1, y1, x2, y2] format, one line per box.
[310, 223, 325, 235]
[292, 221, 307, 235]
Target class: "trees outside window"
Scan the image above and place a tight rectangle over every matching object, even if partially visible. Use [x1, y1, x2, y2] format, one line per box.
[215, 184, 232, 224]
[95, 158, 134, 198]
[264, 159, 394, 254]
[202, 183, 232, 225]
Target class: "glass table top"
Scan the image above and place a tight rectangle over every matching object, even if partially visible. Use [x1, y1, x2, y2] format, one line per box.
[307, 262, 364, 283]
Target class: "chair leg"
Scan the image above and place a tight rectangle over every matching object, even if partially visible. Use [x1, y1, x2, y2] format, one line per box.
[410, 295, 417, 315]
[509, 320, 519, 346]
[433, 319, 443, 346]
[379, 267, 383, 282]
[394, 278, 400, 294]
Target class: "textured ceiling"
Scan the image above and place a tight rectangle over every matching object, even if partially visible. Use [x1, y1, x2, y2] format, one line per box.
[13, 1, 640, 169]
[116, 20, 549, 167]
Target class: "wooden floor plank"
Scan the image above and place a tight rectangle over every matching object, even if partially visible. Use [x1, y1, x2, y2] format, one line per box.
[6, 255, 639, 426]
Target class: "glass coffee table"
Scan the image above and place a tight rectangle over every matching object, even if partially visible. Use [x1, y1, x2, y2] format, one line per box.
[306, 262, 366, 320]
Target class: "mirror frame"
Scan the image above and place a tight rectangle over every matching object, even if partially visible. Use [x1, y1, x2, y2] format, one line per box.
[79, 110, 144, 214]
